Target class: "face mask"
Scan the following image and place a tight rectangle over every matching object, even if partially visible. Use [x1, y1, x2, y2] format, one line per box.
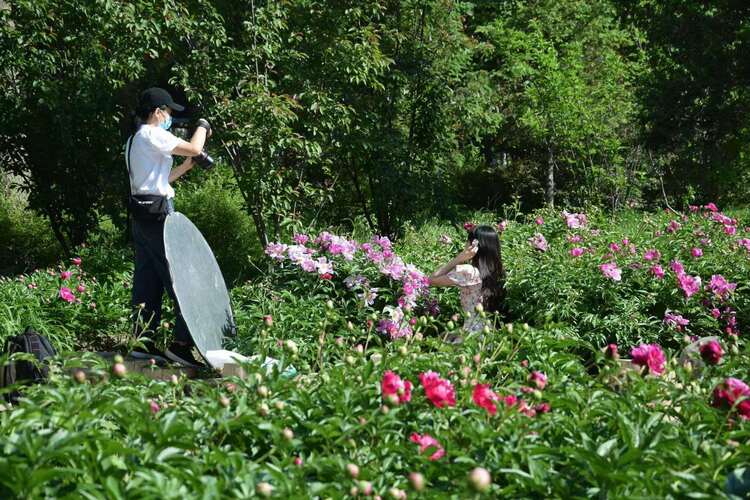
[159, 110, 172, 130]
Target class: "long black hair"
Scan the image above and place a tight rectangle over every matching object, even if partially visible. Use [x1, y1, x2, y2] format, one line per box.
[468, 225, 506, 314]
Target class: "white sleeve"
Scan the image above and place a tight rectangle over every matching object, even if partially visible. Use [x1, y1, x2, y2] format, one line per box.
[144, 127, 180, 155]
[446, 264, 482, 287]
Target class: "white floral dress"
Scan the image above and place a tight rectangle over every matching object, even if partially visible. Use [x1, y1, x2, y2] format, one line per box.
[446, 264, 486, 333]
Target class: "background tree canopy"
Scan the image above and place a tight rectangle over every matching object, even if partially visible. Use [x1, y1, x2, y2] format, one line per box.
[1, 0, 749, 271]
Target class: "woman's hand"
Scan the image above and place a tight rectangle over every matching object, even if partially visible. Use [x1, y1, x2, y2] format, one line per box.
[457, 240, 479, 263]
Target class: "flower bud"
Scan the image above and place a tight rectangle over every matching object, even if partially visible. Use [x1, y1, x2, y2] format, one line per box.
[409, 472, 425, 491]
[347, 321, 354, 330]
[294, 456, 303, 466]
[473, 354, 481, 365]
[469, 467, 492, 492]
[370, 352, 383, 365]
[355, 344, 364, 354]
[171, 374, 179, 385]
[284, 340, 298, 355]
[388, 487, 406, 499]
[335, 336, 345, 346]
[475, 304, 484, 313]
[258, 403, 270, 416]
[73, 369, 86, 383]
[257, 385, 269, 398]
[347, 463, 360, 478]
[112, 362, 126, 378]
[522, 323, 530, 331]
[447, 321, 455, 330]
[256, 482, 273, 497]
[326, 300, 335, 310]
[282, 428, 294, 441]
[113, 354, 124, 364]
[505, 323, 514, 333]
[274, 400, 286, 411]
[414, 332, 423, 341]
[345, 355, 356, 365]
[359, 481, 373, 496]
[219, 395, 230, 408]
[398, 345, 408, 356]
[381, 404, 390, 414]
[350, 486, 359, 497]
[263, 315, 273, 327]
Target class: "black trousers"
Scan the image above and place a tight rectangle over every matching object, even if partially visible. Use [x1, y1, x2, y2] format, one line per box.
[130, 202, 190, 345]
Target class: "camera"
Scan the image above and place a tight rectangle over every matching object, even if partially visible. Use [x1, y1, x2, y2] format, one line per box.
[193, 150, 214, 169]
[171, 118, 214, 169]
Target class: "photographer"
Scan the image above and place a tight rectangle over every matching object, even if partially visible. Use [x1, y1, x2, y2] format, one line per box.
[125, 87, 211, 367]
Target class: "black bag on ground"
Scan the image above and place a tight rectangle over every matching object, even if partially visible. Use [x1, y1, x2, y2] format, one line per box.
[1, 327, 57, 404]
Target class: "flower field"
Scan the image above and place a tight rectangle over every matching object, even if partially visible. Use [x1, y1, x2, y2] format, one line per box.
[1, 205, 750, 498]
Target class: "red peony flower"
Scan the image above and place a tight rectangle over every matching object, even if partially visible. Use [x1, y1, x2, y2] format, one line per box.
[419, 371, 456, 408]
[630, 344, 666, 376]
[381, 371, 413, 405]
[699, 340, 723, 365]
[472, 383, 500, 415]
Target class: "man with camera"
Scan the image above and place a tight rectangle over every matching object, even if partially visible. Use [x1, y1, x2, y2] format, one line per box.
[125, 87, 211, 367]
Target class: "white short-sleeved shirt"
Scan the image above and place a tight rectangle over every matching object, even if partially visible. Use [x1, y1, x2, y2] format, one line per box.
[125, 125, 180, 199]
[447, 264, 486, 333]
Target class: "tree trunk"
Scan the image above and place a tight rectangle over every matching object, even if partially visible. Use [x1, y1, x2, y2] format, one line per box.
[546, 145, 555, 207]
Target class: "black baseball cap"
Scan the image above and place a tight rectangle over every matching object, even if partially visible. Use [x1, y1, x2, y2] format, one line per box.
[138, 87, 185, 112]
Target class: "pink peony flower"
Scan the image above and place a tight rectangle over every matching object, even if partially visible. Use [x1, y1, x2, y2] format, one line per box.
[608, 242, 621, 253]
[568, 234, 583, 243]
[712, 377, 750, 420]
[650, 265, 665, 279]
[708, 275, 736, 301]
[665, 220, 681, 233]
[691, 247, 703, 258]
[528, 233, 548, 252]
[71, 257, 82, 266]
[739, 238, 750, 253]
[497, 220, 508, 232]
[535, 402, 551, 414]
[599, 262, 622, 281]
[419, 371, 456, 408]
[670, 260, 685, 275]
[688, 205, 699, 212]
[381, 371, 413, 405]
[535, 217, 544, 225]
[60, 271, 72, 280]
[503, 394, 518, 407]
[292, 233, 309, 245]
[463, 222, 476, 232]
[300, 258, 316, 273]
[59, 287, 75, 303]
[725, 225, 737, 236]
[265, 243, 288, 260]
[663, 310, 689, 330]
[570, 247, 585, 257]
[529, 371, 547, 390]
[76, 284, 86, 293]
[711, 308, 721, 319]
[704, 202, 719, 212]
[630, 344, 666, 376]
[677, 273, 701, 298]
[644, 249, 661, 261]
[472, 384, 500, 415]
[563, 211, 587, 229]
[409, 433, 445, 461]
[699, 340, 723, 365]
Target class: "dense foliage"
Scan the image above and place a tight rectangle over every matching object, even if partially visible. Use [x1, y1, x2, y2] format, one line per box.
[2, 0, 749, 267]
[2, 207, 750, 497]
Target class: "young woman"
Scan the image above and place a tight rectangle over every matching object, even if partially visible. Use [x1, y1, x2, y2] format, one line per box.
[126, 87, 211, 367]
[429, 225, 506, 338]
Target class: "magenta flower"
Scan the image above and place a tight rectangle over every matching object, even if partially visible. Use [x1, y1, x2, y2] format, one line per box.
[712, 377, 750, 420]
[535, 402, 551, 414]
[59, 287, 75, 303]
[529, 371, 547, 390]
[503, 394, 518, 407]
[665, 220, 681, 233]
[650, 265, 665, 279]
[410, 433, 445, 461]
[419, 371, 456, 408]
[381, 371, 413, 405]
[711, 308, 721, 319]
[599, 262, 622, 281]
[643, 249, 661, 261]
[608, 242, 621, 253]
[677, 273, 701, 298]
[663, 310, 689, 330]
[292, 233, 309, 245]
[535, 217, 544, 225]
[670, 260, 685, 275]
[709, 275, 736, 300]
[699, 340, 723, 365]
[691, 247, 703, 258]
[71, 257, 82, 266]
[704, 202, 719, 212]
[149, 399, 161, 415]
[570, 247, 584, 257]
[463, 222, 476, 232]
[472, 384, 500, 416]
[725, 225, 737, 236]
[568, 234, 583, 243]
[497, 220, 508, 232]
[60, 271, 72, 280]
[739, 238, 750, 253]
[563, 211, 587, 229]
[76, 284, 86, 293]
[630, 344, 666, 376]
[528, 233, 548, 252]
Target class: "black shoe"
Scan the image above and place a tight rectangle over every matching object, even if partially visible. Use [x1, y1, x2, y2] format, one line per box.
[165, 342, 205, 368]
[130, 341, 169, 365]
